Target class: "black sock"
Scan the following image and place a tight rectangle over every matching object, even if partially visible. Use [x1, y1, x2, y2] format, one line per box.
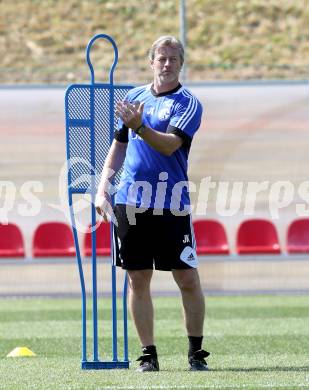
[142, 345, 157, 358]
[188, 336, 203, 357]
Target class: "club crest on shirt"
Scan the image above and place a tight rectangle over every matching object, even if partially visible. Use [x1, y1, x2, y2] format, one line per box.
[146, 107, 155, 116]
[158, 107, 171, 121]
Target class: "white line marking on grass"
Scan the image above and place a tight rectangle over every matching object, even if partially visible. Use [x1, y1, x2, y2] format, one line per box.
[98, 385, 309, 390]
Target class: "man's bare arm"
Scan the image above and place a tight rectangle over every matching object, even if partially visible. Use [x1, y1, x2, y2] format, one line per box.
[95, 139, 127, 220]
[116, 101, 183, 156]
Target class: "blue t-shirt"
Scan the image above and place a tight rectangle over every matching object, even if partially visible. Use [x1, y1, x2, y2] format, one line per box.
[114, 83, 203, 211]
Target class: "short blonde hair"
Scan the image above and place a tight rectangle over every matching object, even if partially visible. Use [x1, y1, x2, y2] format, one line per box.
[149, 36, 184, 66]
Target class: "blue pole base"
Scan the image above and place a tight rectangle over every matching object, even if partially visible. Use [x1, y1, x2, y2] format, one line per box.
[81, 360, 130, 370]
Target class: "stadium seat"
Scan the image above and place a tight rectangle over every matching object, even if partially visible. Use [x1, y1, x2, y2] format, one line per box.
[0, 223, 25, 258]
[287, 218, 309, 253]
[32, 222, 76, 257]
[236, 219, 281, 254]
[193, 219, 229, 255]
[83, 222, 111, 256]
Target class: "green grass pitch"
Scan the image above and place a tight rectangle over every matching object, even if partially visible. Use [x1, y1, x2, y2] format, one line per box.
[0, 295, 309, 390]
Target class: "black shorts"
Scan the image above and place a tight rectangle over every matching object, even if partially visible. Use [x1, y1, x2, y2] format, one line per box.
[112, 204, 198, 271]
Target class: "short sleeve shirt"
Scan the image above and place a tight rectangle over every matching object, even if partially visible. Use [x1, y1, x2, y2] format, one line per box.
[114, 83, 203, 211]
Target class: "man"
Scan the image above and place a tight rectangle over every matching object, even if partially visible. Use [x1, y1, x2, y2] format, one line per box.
[96, 36, 209, 372]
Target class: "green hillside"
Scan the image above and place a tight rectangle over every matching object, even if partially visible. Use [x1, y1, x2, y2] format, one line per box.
[1, 0, 309, 84]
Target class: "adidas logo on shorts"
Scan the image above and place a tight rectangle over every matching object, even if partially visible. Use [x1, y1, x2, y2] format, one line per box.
[180, 246, 198, 268]
[187, 253, 195, 261]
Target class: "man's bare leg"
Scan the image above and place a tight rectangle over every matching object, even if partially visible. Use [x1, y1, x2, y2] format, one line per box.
[172, 268, 209, 371]
[172, 268, 205, 336]
[127, 269, 154, 346]
[128, 269, 159, 371]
